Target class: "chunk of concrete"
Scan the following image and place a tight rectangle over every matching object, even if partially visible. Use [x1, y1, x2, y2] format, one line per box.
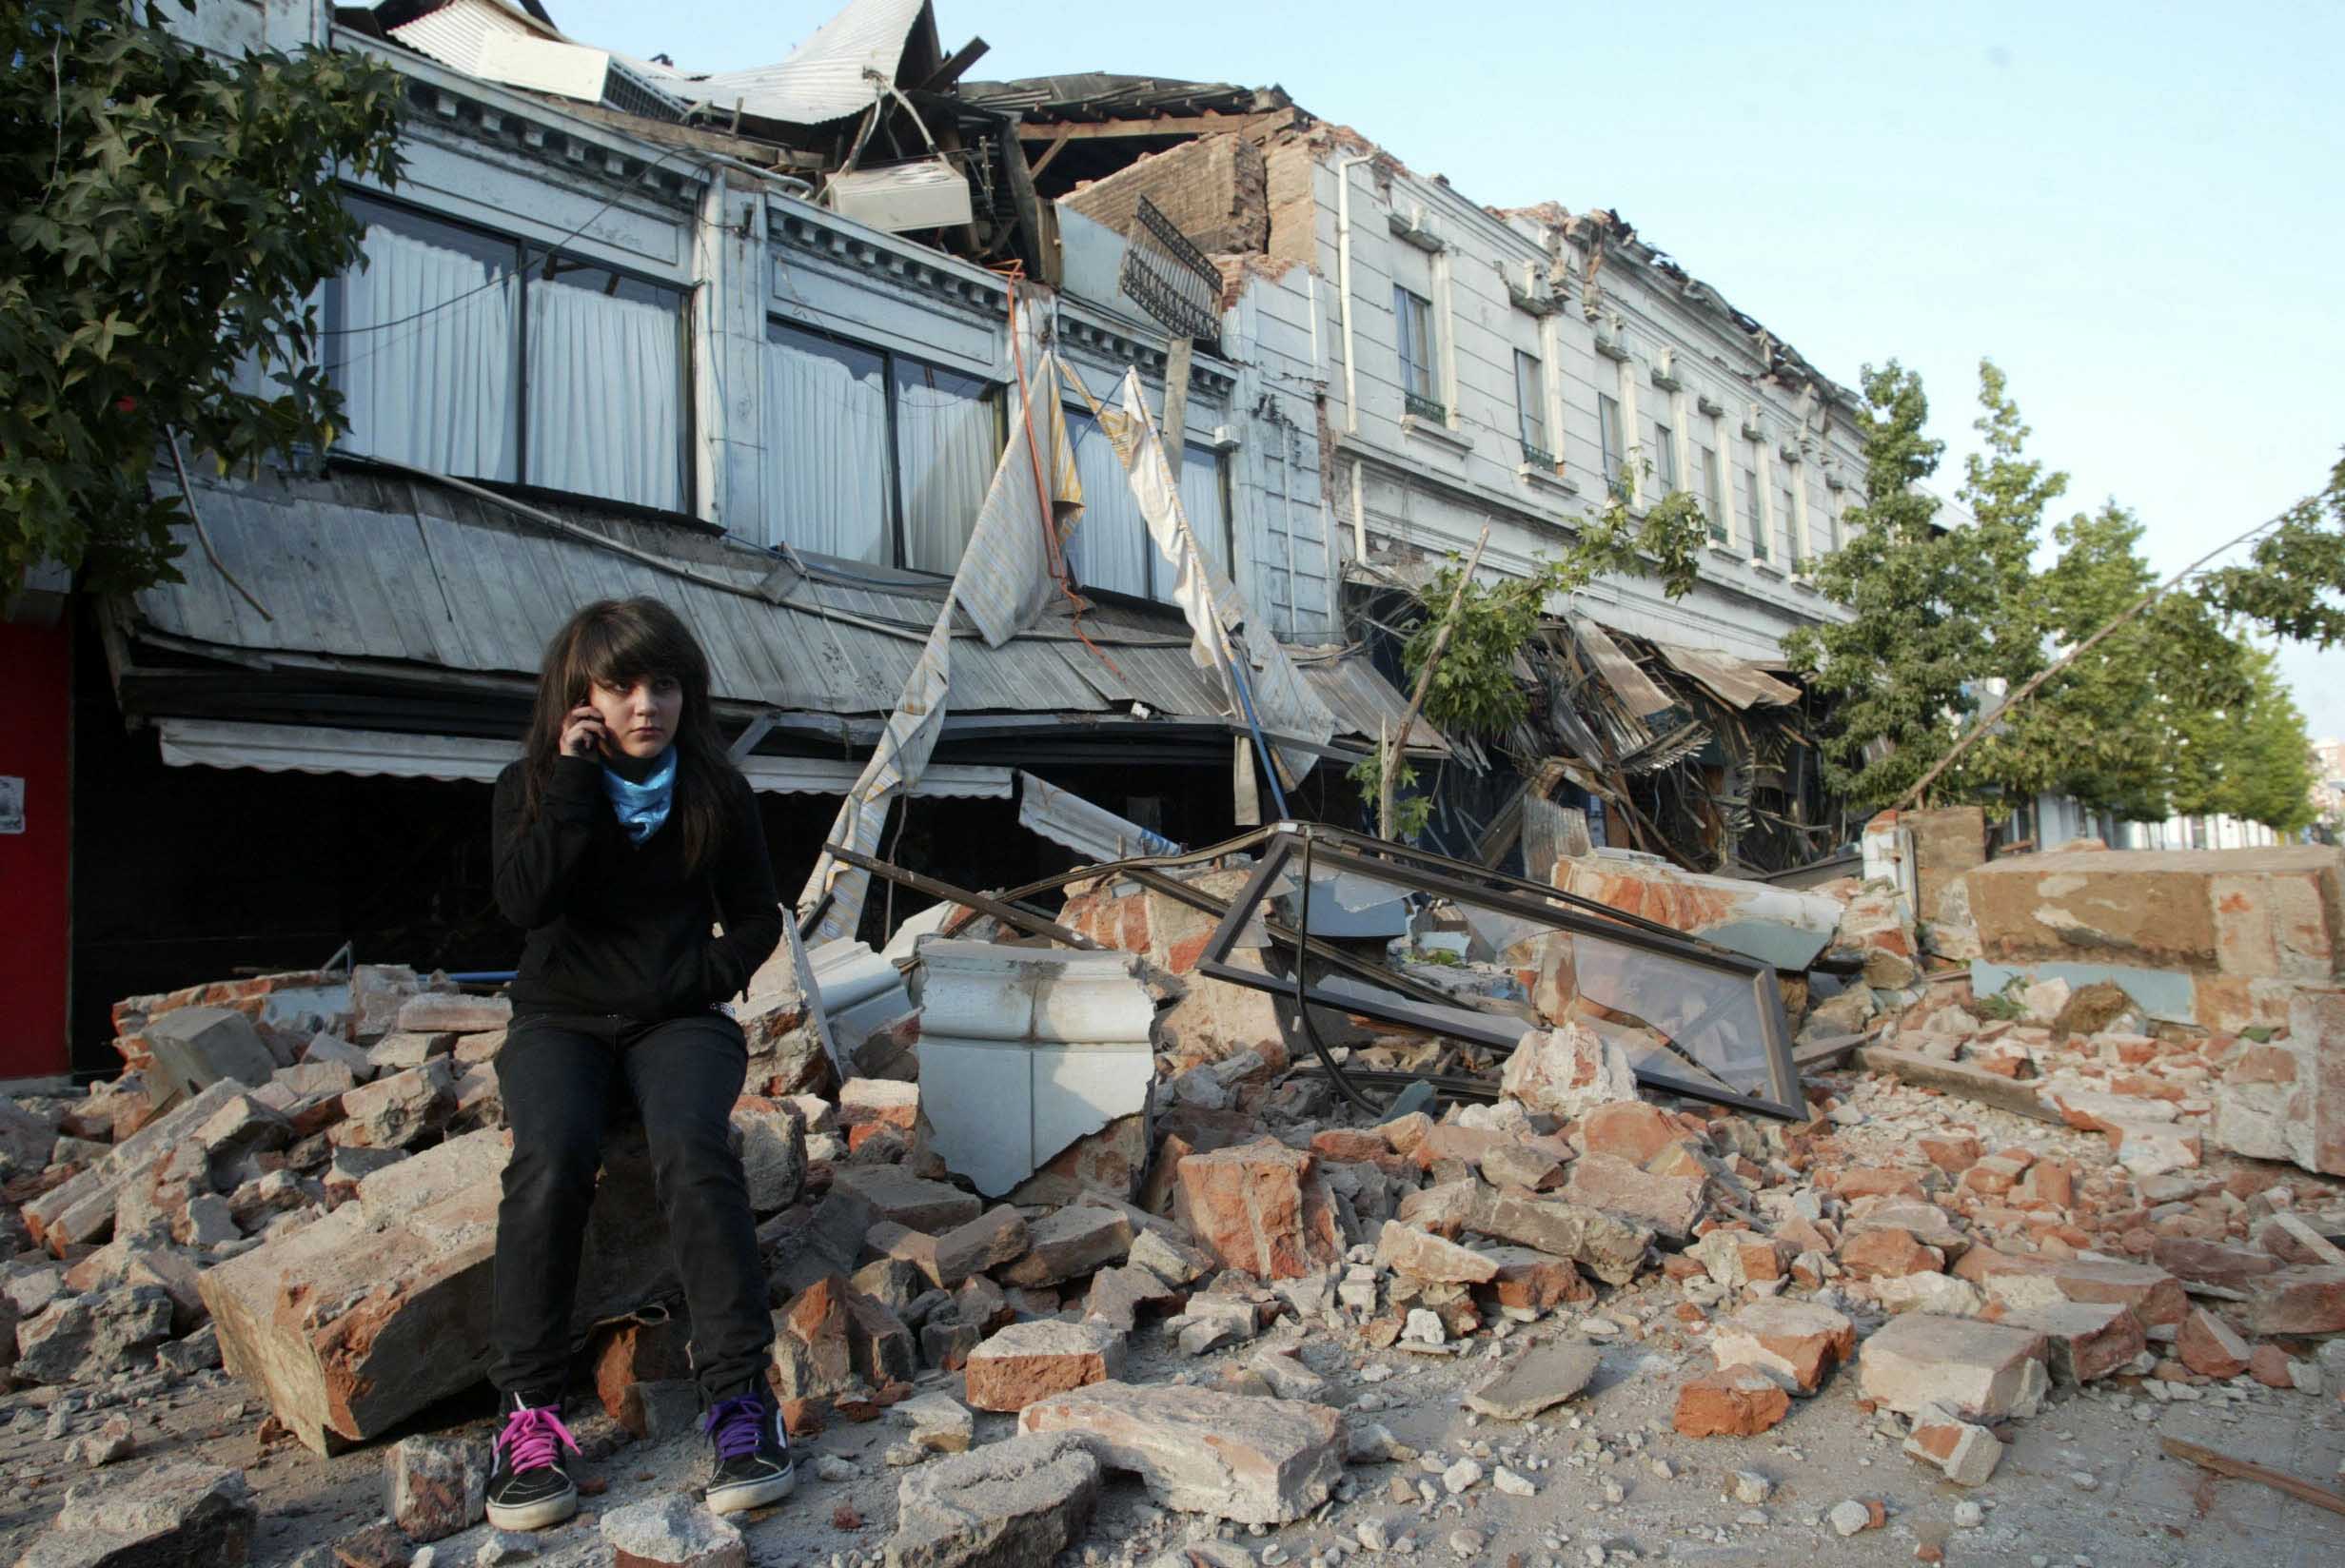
[733, 1096, 807, 1214]
[1465, 1341, 1602, 1421]
[884, 1431, 1101, 1568]
[199, 1127, 675, 1452]
[1707, 1299, 1856, 1394]
[143, 1007, 278, 1108]
[1560, 1151, 1705, 1242]
[829, 1166, 982, 1233]
[14, 1284, 175, 1384]
[1497, 1019, 1637, 1120]
[1858, 1312, 2050, 1421]
[996, 1205, 1130, 1288]
[1902, 1406, 2002, 1487]
[327, 1057, 457, 1149]
[13, 1461, 256, 1568]
[2002, 1301, 2146, 1384]
[1672, 1364, 1791, 1438]
[1017, 1382, 1344, 1524]
[386, 1434, 487, 1542]
[964, 1320, 1127, 1413]
[601, 1495, 747, 1568]
[1173, 1140, 1345, 1281]
[1375, 1224, 1498, 1284]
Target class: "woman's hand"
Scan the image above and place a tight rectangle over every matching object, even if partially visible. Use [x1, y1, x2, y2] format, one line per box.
[560, 703, 609, 759]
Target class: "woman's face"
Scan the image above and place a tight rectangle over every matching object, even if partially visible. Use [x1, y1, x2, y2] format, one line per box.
[586, 673, 683, 760]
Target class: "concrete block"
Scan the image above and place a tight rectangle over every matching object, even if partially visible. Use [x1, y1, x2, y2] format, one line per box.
[1016, 1381, 1343, 1524]
[198, 1127, 674, 1452]
[964, 1320, 1127, 1413]
[884, 1431, 1100, 1568]
[1858, 1312, 2049, 1421]
[142, 1007, 277, 1108]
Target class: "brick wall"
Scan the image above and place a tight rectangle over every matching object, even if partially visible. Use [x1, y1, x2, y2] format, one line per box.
[1061, 134, 1269, 256]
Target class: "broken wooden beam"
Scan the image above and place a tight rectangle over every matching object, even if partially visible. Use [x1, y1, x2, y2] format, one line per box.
[1852, 1046, 2059, 1125]
[820, 841, 1100, 951]
[2160, 1436, 2345, 1519]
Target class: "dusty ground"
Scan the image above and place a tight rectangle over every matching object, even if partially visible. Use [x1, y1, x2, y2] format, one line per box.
[10, 1043, 2341, 1568]
[6, 1287, 2336, 1568]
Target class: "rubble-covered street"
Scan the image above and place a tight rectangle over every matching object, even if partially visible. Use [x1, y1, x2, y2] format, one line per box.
[6, 819, 2342, 1568]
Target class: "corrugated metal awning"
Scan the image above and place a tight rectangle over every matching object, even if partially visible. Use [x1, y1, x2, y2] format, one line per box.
[1651, 642, 1801, 710]
[153, 719, 1012, 798]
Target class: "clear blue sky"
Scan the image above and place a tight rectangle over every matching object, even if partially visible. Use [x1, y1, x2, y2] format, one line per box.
[550, 0, 2345, 739]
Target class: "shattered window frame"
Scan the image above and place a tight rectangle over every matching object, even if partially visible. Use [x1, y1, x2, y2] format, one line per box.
[1192, 828, 1805, 1121]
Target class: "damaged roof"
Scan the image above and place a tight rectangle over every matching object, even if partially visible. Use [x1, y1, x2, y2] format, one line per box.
[114, 467, 1443, 773]
[958, 75, 1290, 122]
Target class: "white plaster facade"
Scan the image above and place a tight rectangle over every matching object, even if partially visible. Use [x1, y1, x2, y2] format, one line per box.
[1237, 133, 1872, 663]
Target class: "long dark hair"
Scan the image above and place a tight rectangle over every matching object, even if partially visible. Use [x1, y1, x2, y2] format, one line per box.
[521, 598, 736, 872]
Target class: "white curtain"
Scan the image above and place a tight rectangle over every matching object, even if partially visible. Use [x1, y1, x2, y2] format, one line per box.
[337, 226, 516, 480]
[1068, 408, 1149, 598]
[527, 283, 683, 512]
[897, 368, 998, 575]
[1177, 446, 1230, 583]
[762, 331, 890, 562]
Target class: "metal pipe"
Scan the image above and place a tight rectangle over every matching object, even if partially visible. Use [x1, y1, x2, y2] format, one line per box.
[1227, 651, 1292, 821]
[1334, 152, 1376, 435]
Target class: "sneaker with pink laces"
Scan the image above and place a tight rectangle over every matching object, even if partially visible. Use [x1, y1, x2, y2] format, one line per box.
[485, 1391, 580, 1531]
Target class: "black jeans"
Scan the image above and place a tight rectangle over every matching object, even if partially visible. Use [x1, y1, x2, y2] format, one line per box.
[489, 1010, 769, 1408]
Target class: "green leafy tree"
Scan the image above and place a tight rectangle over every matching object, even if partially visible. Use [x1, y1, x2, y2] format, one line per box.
[2, 0, 405, 594]
[2174, 646, 2316, 833]
[1781, 361, 1995, 809]
[2197, 452, 2345, 648]
[1941, 360, 2062, 803]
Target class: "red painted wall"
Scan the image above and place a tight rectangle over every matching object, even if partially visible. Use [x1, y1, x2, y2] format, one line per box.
[0, 619, 71, 1081]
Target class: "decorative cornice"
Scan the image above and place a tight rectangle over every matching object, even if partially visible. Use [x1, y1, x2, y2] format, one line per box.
[772, 208, 1007, 323]
[399, 77, 702, 214]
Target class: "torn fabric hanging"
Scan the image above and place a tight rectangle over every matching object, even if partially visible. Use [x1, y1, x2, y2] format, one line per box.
[797, 289, 1083, 943]
[1066, 365, 1339, 794]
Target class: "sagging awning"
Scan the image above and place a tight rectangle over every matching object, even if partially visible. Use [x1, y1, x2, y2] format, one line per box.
[153, 719, 1013, 798]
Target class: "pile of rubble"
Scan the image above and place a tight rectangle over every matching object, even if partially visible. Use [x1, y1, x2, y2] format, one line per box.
[5, 832, 2343, 1568]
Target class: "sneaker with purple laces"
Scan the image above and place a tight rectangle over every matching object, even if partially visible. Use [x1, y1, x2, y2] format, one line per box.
[484, 1392, 580, 1532]
[703, 1385, 795, 1514]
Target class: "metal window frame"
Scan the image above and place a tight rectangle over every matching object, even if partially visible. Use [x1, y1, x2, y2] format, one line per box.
[1192, 827, 1805, 1120]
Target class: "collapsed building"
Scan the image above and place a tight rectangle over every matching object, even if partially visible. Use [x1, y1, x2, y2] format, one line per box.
[4, 808, 2343, 1565]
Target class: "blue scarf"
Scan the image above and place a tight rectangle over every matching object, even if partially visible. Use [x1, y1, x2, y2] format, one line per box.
[602, 746, 677, 846]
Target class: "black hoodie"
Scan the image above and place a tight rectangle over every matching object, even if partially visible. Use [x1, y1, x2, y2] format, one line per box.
[492, 754, 782, 1022]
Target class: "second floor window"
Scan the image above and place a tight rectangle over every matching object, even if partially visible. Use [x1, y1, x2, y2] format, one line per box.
[1514, 351, 1551, 463]
[1394, 286, 1442, 420]
[1651, 420, 1678, 500]
[1740, 444, 1768, 560]
[1700, 443, 1727, 541]
[1065, 405, 1231, 605]
[326, 193, 688, 514]
[1598, 394, 1626, 500]
[762, 322, 1002, 569]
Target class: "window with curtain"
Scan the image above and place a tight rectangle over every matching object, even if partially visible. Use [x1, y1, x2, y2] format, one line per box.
[526, 254, 686, 513]
[762, 324, 892, 563]
[760, 323, 1001, 571]
[1065, 406, 1150, 598]
[896, 361, 999, 574]
[328, 204, 520, 481]
[325, 196, 690, 512]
